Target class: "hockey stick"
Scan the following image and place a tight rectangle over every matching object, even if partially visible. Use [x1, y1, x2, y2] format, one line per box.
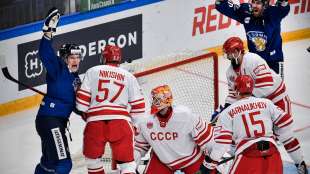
[0, 55, 87, 116]
[0, 55, 46, 95]
[1, 66, 46, 96]
[218, 156, 234, 165]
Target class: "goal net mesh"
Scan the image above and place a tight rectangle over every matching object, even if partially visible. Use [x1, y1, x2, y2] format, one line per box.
[71, 50, 218, 173]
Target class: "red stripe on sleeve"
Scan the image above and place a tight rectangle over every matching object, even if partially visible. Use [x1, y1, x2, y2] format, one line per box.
[131, 102, 145, 110]
[284, 138, 300, 152]
[255, 76, 273, 84]
[274, 113, 292, 128]
[76, 92, 91, 103]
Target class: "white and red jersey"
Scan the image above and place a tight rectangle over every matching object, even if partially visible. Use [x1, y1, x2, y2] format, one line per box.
[76, 64, 145, 123]
[225, 52, 287, 105]
[210, 96, 303, 164]
[134, 105, 214, 170]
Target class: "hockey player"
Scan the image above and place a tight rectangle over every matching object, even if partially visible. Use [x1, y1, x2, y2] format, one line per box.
[76, 44, 145, 174]
[215, 0, 290, 78]
[34, 8, 82, 174]
[212, 36, 293, 123]
[202, 75, 308, 174]
[134, 85, 215, 174]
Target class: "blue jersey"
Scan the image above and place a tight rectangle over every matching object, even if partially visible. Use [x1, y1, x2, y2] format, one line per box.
[37, 36, 81, 118]
[216, 1, 290, 62]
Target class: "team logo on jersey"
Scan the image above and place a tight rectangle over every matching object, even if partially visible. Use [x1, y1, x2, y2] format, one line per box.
[24, 51, 43, 78]
[72, 77, 81, 91]
[247, 31, 267, 52]
[147, 122, 153, 129]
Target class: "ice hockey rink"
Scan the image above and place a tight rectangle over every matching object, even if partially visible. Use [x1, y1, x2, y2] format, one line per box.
[0, 38, 309, 174]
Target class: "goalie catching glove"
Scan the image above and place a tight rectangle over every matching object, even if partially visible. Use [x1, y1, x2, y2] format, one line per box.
[42, 7, 60, 38]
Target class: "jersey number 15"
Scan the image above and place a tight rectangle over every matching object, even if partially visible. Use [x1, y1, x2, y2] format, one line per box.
[241, 111, 266, 137]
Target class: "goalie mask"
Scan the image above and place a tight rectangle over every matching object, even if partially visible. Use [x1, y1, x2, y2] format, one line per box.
[101, 45, 122, 65]
[234, 75, 254, 96]
[223, 37, 244, 69]
[59, 44, 82, 73]
[151, 85, 173, 114]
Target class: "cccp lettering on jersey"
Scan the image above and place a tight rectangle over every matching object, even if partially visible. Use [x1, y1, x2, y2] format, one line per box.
[150, 132, 178, 141]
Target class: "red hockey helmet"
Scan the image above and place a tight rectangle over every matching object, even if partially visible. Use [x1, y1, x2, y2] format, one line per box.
[101, 45, 122, 64]
[234, 75, 254, 95]
[150, 85, 173, 114]
[223, 37, 244, 55]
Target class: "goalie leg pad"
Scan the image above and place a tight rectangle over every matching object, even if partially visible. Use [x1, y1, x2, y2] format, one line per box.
[119, 161, 137, 174]
[85, 157, 104, 173]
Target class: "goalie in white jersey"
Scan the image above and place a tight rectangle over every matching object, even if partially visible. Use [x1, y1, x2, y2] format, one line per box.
[202, 75, 307, 174]
[213, 36, 292, 121]
[134, 85, 214, 174]
[76, 45, 145, 174]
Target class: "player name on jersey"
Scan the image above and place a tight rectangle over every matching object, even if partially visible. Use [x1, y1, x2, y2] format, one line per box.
[99, 70, 125, 81]
[228, 101, 267, 118]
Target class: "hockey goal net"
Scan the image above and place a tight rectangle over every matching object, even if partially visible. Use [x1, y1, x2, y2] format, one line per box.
[71, 50, 219, 173]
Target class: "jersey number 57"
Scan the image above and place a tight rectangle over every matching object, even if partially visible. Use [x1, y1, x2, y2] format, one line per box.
[96, 79, 125, 103]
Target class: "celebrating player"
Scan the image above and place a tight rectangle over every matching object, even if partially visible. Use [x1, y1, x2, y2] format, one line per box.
[76, 45, 145, 174]
[215, 0, 290, 78]
[202, 75, 307, 174]
[134, 85, 215, 174]
[34, 8, 82, 174]
[212, 36, 293, 124]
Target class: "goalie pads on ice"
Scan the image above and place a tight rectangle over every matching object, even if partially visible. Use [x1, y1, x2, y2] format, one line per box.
[42, 7, 60, 36]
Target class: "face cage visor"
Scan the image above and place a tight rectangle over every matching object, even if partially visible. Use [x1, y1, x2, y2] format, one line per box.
[223, 50, 241, 64]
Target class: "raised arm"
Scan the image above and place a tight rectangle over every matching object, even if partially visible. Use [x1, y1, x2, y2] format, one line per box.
[38, 8, 61, 80]
[215, 0, 245, 23]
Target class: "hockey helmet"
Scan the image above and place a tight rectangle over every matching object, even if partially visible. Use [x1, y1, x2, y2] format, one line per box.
[234, 75, 254, 95]
[150, 85, 173, 114]
[101, 45, 122, 64]
[59, 43, 82, 60]
[223, 36, 245, 66]
[223, 36, 244, 55]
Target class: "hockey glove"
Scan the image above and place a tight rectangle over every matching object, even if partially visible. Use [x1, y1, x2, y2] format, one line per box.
[295, 161, 308, 174]
[276, 0, 288, 6]
[215, 0, 224, 5]
[202, 155, 218, 173]
[210, 104, 229, 125]
[42, 7, 60, 37]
